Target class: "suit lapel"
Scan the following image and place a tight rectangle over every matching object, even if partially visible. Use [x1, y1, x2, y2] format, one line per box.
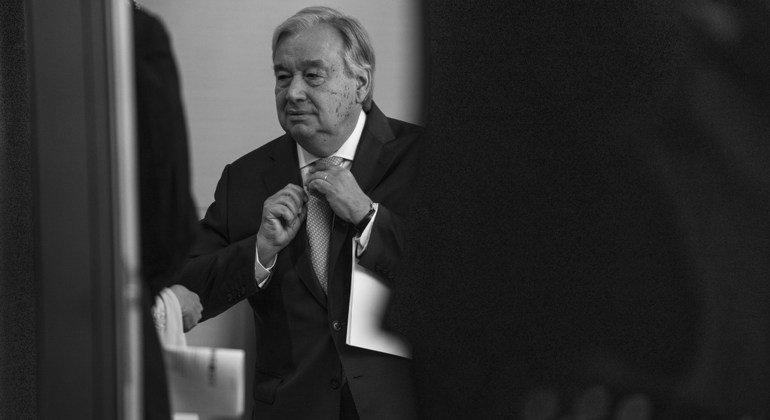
[350, 103, 397, 192]
[328, 104, 396, 289]
[264, 136, 328, 308]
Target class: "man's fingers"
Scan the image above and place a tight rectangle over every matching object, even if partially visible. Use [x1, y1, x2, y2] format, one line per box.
[269, 203, 300, 226]
[280, 183, 308, 206]
[270, 194, 304, 216]
[258, 185, 308, 252]
[267, 184, 308, 217]
[182, 315, 197, 332]
[285, 206, 307, 230]
[266, 184, 306, 208]
[305, 171, 331, 186]
[306, 178, 332, 196]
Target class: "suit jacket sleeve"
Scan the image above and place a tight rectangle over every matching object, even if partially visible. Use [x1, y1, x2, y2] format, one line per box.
[357, 205, 405, 284]
[354, 121, 423, 286]
[177, 164, 260, 320]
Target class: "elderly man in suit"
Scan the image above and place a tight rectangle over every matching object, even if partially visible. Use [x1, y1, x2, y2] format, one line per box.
[178, 6, 421, 420]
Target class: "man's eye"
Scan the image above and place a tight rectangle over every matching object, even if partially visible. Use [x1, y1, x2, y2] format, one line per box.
[275, 74, 290, 85]
[305, 73, 323, 83]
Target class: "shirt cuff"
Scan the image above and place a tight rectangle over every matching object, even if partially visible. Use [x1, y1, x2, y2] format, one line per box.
[354, 203, 379, 258]
[255, 248, 276, 289]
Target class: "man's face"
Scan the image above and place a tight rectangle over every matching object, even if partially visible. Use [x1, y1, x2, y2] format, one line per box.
[273, 24, 366, 157]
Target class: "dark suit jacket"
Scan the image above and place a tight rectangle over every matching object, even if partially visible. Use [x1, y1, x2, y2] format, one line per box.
[179, 103, 421, 419]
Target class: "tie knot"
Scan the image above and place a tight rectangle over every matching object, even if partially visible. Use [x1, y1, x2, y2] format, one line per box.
[317, 155, 344, 167]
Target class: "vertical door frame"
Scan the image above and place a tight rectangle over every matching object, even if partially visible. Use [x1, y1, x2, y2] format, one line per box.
[27, 0, 140, 418]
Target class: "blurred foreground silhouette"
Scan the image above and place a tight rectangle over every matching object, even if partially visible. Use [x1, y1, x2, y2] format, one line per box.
[391, 1, 770, 418]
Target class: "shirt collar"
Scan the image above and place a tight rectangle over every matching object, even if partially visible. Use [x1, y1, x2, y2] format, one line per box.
[297, 110, 367, 169]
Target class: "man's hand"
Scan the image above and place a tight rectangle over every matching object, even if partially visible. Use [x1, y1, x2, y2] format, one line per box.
[256, 183, 308, 266]
[168, 284, 202, 332]
[307, 161, 372, 224]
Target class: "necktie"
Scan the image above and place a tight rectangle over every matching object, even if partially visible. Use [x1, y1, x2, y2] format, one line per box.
[306, 155, 344, 293]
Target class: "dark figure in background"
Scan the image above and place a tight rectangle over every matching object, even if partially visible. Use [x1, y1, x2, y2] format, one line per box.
[389, 0, 770, 418]
[178, 6, 420, 420]
[133, 4, 200, 419]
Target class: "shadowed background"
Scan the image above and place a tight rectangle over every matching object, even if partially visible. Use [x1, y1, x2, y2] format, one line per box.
[4, 1, 770, 418]
[390, 0, 770, 418]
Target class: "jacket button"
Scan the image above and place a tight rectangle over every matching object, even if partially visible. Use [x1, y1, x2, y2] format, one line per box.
[332, 320, 342, 331]
[330, 379, 340, 389]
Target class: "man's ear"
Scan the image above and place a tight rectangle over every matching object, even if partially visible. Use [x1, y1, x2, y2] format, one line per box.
[354, 68, 372, 103]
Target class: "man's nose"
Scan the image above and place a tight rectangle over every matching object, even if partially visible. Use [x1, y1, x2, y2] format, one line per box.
[286, 76, 307, 102]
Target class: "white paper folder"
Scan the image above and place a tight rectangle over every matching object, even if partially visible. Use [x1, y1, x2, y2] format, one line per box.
[346, 241, 412, 359]
[164, 345, 245, 417]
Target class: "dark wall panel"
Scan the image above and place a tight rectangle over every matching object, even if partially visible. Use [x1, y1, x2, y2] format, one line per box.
[391, 1, 770, 418]
[0, 0, 37, 418]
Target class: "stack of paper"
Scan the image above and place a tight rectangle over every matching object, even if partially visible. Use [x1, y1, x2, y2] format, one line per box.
[164, 345, 245, 417]
[347, 241, 412, 359]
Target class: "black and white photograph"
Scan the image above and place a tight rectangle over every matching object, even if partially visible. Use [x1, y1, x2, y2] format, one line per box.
[2, 0, 770, 419]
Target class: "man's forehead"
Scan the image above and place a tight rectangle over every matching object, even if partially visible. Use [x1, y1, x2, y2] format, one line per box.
[273, 59, 330, 71]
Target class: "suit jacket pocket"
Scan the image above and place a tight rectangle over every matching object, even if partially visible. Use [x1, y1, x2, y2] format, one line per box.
[254, 369, 283, 404]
